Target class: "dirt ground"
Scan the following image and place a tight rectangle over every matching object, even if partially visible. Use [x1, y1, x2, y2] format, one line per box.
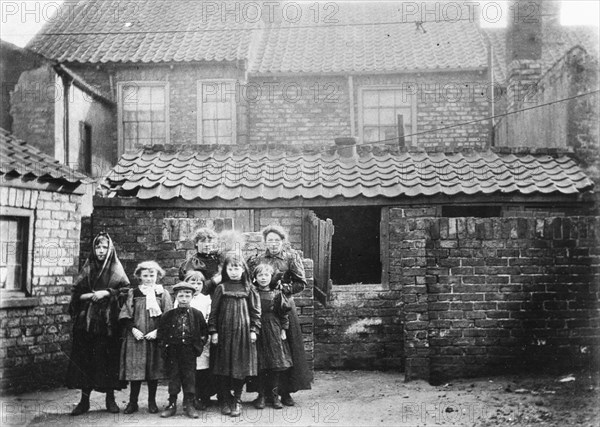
[1, 369, 598, 426]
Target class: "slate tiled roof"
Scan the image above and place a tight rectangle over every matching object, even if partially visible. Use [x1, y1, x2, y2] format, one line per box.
[27, 0, 260, 63]
[105, 148, 593, 201]
[28, 0, 488, 73]
[483, 25, 599, 82]
[0, 128, 87, 185]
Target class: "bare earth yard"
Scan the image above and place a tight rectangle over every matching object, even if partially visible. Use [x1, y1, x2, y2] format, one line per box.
[1, 370, 598, 426]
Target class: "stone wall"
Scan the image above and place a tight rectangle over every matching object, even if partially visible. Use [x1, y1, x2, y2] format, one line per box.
[391, 208, 600, 384]
[0, 187, 82, 393]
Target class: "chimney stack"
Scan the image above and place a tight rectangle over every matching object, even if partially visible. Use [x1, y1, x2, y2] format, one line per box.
[505, 0, 543, 112]
[334, 137, 357, 159]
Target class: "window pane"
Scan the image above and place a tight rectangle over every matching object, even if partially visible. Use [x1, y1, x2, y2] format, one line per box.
[203, 102, 218, 120]
[137, 109, 151, 122]
[203, 121, 217, 137]
[124, 123, 137, 140]
[138, 87, 152, 104]
[217, 102, 231, 119]
[138, 123, 151, 139]
[151, 109, 165, 122]
[151, 86, 165, 104]
[379, 91, 395, 107]
[219, 136, 233, 145]
[217, 120, 232, 136]
[363, 90, 378, 107]
[379, 108, 395, 125]
[152, 122, 165, 138]
[363, 109, 379, 126]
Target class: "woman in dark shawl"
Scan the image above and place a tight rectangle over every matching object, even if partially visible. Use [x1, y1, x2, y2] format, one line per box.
[66, 232, 130, 415]
[247, 225, 312, 406]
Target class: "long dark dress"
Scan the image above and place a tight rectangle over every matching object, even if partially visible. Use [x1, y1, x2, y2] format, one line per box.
[66, 233, 130, 392]
[248, 248, 312, 392]
[119, 287, 173, 380]
[257, 289, 293, 371]
[208, 280, 261, 380]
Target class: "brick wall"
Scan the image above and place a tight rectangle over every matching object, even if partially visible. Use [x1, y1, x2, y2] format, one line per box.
[10, 64, 56, 157]
[314, 284, 403, 370]
[248, 76, 351, 146]
[85, 204, 314, 370]
[65, 65, 491, 153]
[390, 208, 600, 384]
[0, 187, 82, 393]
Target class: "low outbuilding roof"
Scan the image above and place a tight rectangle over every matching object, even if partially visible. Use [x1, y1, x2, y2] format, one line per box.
[0, 128, 87, 192]
[104, 146, 593, 201]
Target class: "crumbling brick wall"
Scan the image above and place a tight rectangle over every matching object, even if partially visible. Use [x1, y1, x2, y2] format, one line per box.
[392, 208, 600, 384]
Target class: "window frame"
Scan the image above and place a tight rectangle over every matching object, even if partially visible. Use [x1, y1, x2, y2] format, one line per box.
[196, 79, 237, 145]
[0, 207, 34, 298]
[358, 86, 418, 146]
[117, 81, 170, 155]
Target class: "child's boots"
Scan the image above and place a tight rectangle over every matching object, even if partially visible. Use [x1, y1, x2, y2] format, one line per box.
[183, 393, 199, 419]
[230, 390, 243, 417]
[70, 389, 91, 416]
[160, 396, 177, 418]
[124, 381, 140, 414]
[105, 390, 120, 413]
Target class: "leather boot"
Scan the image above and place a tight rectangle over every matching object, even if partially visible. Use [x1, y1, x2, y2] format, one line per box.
[183, 394, 199, 419]
[220, 392, 232, 415]
[71, 391, 90, 416]
[272, 389, 283, 410]
[160, 396, 177, 418]
[253, 394, 266, 409]
[105, 391, 120, 413]
[230, 398, 242, 417]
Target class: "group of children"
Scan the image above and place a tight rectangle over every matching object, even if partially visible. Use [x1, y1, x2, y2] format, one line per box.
[117, 228, 299, 419]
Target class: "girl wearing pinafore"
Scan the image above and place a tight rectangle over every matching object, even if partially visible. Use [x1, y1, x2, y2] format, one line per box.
[209, 253, 261, 417]
[251, 263, 292, 410]
[119, 261, 173, 414]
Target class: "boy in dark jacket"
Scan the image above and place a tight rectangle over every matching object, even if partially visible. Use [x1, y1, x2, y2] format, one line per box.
[157, 282, 208, 419]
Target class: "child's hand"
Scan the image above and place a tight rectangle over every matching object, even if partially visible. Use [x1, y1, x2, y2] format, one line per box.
[250, 332, 257, 343]
[212, 273, 222, 285]
[211, 333, 218, 345]
[132, 328, 144, 341]
[144, 330, 157, 340]
[281, 329, 287, 341]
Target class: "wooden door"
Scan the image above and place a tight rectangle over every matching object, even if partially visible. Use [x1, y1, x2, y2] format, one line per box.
[302, 210, 334, 306]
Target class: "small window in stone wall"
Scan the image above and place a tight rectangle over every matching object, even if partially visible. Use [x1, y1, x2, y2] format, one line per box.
[442, 206, 502, 218]
[0, 213, 31, 294]
[312, 206, 382, 285]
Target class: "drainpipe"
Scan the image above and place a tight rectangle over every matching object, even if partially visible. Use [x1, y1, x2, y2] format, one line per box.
[348, 75, 355, 137]
[488, 41, 495, 146]
[61, 73, 71, 165]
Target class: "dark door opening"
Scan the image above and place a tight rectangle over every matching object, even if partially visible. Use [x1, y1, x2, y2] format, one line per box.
[312, 206, 381, 285]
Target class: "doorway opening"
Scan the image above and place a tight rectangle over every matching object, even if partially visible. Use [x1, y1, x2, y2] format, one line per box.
[312, 206, 381, 285]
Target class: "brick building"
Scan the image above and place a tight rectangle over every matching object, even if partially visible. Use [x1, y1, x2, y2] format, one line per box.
[0, 128, 87, 393]
[7, 0, 599, 386]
